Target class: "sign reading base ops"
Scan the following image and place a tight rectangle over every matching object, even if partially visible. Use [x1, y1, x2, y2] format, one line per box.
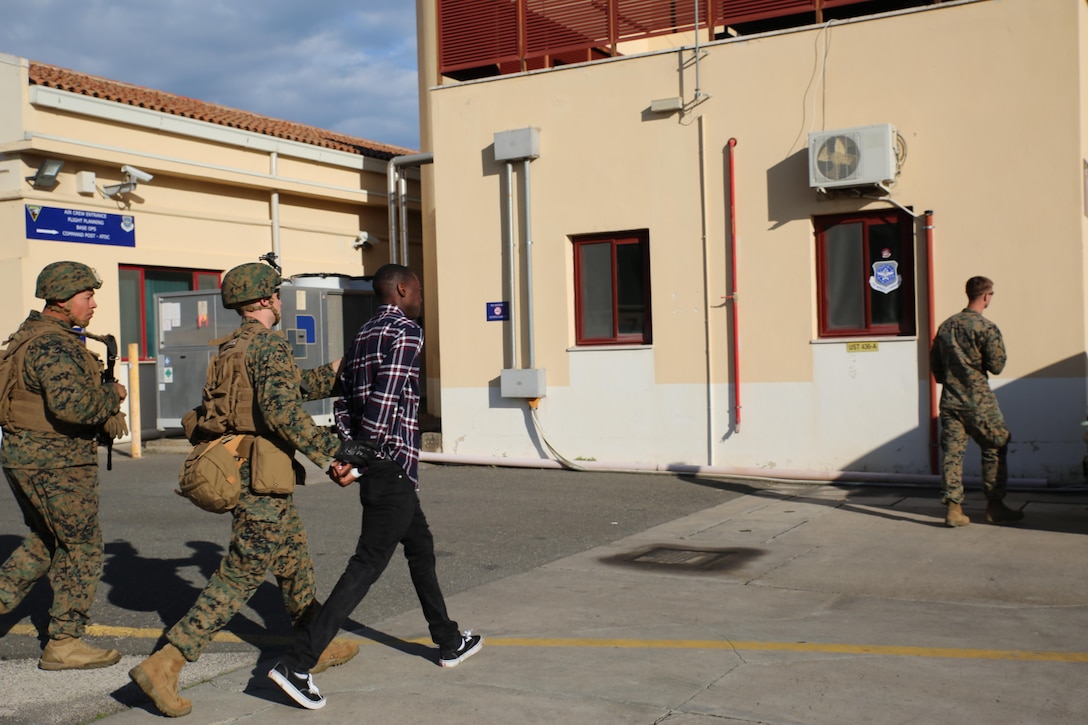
[25, 205, 136, 247]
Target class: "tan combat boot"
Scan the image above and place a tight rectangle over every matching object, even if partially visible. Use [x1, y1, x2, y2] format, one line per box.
[944, 502, 970, 528]
[129, 644, 192, 717]
[39, 636, 122, 670]
[311, 638, 360, 674]
[986, 499, 1025, 525]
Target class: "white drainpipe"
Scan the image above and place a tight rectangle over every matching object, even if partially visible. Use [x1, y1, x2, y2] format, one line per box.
[270, 151, 281, 261]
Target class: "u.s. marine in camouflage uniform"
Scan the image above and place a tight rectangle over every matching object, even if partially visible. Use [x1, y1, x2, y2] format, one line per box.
[130, 262, 357, 717]
[930, 275, 1023, 528]
[0, 261, 129, 670]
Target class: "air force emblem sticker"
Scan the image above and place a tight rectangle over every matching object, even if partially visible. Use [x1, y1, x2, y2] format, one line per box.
[869, 260, 901, 294]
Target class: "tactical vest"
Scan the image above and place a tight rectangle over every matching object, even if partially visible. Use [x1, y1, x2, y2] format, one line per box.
[197, 323, 269, 437]
[0, 317, 100, 434]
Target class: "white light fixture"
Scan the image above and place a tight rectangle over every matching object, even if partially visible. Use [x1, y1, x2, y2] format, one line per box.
[27, 158, 64, 189]
[102, 164, 153, 197]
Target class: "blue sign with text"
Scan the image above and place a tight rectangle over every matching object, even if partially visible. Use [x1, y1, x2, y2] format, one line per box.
[25, 205, 136, 247]
[486, 301, 509, 321]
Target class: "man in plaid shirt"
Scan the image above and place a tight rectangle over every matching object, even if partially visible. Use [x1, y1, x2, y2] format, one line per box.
[269, 263, 482, 710]
[334, 266, 424, 486]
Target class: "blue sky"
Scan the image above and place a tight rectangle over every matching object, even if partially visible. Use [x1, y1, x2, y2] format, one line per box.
[1, 1, 421, 150]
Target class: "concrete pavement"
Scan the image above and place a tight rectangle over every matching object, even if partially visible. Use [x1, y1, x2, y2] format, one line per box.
[58, 478, 1088, 724]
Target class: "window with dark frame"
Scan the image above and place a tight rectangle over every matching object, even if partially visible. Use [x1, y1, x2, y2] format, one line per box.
[119, 265, 221, 360]
[814, 210, 916, 338]
[572, 230, 651, 346]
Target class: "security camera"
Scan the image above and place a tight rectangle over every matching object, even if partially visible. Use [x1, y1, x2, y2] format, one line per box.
[353, 231, 377, 251]
[121, 165, 153, 183]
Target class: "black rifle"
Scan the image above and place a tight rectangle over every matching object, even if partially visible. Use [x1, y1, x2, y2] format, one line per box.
[96, 334, 119, 470]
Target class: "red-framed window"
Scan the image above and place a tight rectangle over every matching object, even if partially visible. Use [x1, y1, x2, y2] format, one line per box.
[814, 210, 916, 338]
[119, 265, 221, 360]
[572, 230, 651, 345]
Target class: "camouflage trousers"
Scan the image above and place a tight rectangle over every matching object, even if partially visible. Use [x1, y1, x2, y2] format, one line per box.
[939, 405, 1010, 505]
[0, 465, 102, 639]
[167, 467, 316, 662]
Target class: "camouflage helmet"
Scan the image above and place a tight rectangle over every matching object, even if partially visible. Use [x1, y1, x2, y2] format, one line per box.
[221, 262, 281, 308]
[35, 261, 102, 301]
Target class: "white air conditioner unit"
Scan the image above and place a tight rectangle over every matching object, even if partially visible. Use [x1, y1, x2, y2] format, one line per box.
[808, 123, 897, 189]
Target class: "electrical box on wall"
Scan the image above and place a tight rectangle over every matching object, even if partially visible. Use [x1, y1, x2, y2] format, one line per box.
[494, 127, 541, 162]
[75, 171, 97, 195]
[501, 368, 546, 398]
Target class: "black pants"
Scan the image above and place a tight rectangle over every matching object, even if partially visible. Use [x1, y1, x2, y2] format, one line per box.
[284, 459, 459, 671]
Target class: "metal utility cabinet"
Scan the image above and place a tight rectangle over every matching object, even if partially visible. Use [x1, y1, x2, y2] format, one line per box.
[155, 274, 375, 431]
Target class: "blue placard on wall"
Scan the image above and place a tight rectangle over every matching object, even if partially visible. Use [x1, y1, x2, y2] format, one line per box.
[25, 204, 136, 247]
[486, 302, 509, 321]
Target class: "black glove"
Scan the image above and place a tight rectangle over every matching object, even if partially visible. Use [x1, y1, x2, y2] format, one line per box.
[334, 439, 381, 467]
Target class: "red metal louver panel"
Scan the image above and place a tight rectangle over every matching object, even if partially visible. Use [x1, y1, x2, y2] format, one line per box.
[438, 1, 934, 77]
[438, 0, 521, 73]
[709, 0, 815, 27]
[523, 0, 611, 56]
[616, 0, 702, 43]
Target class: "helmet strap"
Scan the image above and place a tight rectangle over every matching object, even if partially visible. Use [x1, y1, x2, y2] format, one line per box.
[239, 297, 279, 326]
[43, 300, 78, 326]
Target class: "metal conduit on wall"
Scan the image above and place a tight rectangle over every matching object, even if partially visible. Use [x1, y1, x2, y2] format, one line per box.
[270, 151, 281, 262]
[523, 157, 536, 368]
[387, 152, 433, 265]
[505, 161, 518, 369]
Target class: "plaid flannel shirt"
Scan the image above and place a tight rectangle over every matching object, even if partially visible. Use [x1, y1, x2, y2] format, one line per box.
[334, 304, 422, 485]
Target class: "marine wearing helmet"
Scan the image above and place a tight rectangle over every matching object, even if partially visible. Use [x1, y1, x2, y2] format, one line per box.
[221, 263, 281, 310]
[35, 261, 102, 302]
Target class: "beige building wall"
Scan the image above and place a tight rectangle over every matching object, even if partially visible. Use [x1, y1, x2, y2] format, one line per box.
[423, 0, 1088, 481]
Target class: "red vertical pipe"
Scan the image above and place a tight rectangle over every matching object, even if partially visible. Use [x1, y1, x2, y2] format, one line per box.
[925, 211, 938, 474]
[728, 138, 741, 431]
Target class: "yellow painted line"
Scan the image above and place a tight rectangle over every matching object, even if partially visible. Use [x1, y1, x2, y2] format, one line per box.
[492, 638, 1088, 663]
[7, 624, 1087, 663]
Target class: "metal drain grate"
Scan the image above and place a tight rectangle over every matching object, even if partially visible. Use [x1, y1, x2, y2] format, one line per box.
[601, 544, 761, 573]
[633, 548, 722, 566]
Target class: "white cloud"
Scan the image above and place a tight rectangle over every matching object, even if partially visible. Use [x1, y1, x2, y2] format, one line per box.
[1, 0, 420, 149]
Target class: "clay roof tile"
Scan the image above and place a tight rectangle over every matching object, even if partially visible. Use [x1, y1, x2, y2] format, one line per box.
[27, 60, 415, 161]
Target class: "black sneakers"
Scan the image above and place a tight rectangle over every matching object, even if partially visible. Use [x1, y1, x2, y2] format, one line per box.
[439, 631, 483, 668]
[268, 662, 326, 709]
